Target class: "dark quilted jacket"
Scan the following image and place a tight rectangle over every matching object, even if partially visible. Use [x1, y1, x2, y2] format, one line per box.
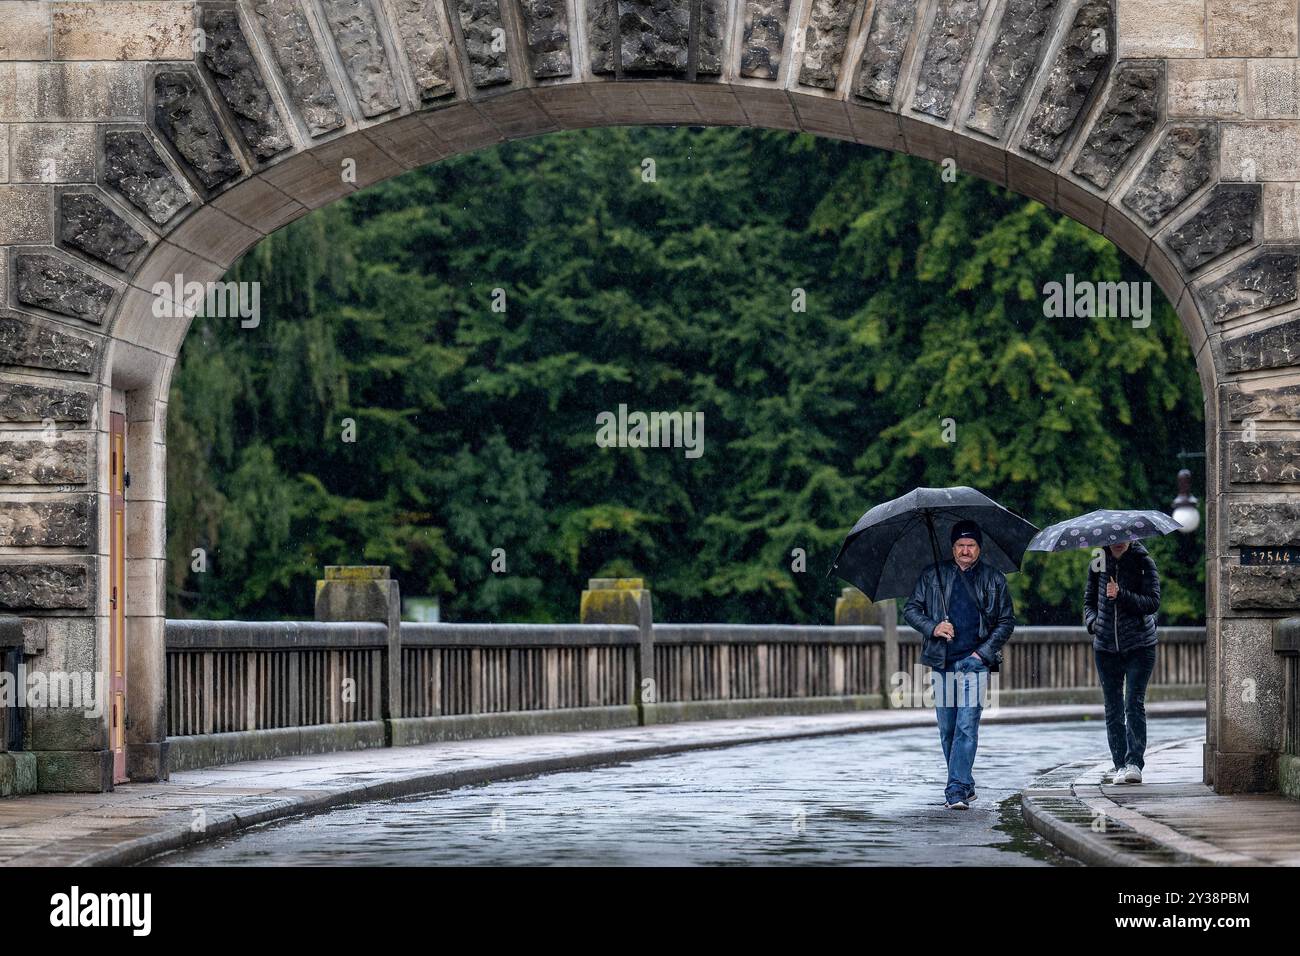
[1083, 540, 1161, 654]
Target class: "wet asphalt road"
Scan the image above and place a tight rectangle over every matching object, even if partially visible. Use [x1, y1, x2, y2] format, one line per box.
[149, 716, 1204, 866]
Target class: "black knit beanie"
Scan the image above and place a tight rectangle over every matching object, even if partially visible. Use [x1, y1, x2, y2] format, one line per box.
[950, 520, 983, 547]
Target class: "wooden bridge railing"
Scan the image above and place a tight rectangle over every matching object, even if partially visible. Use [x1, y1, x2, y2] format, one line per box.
[400, 624, 639, 717]
[166, 620, 388, 736]
[158, 571, 1206, 771]
[164, 620, 1206, 736]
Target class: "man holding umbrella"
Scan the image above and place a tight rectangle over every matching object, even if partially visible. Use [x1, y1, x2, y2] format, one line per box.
[831, 487, 1035, 810]
[904, 519, 1016, 810]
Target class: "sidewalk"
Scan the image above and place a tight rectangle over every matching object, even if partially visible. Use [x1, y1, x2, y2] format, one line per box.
[1, 702, 1201, 866]
[1022, 737, 1300, 865]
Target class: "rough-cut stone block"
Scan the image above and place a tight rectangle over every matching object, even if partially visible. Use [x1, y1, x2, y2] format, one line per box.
[1121, 125, 1217, 226]
[15, 254, 114, 325]
[1019, 0, 1111, 161]
[0, 126, 8, 182]
[59, 193, 148, 272]
[517, 0, 573, 78]
[0, 438, 90, 484]
[36, 750, 112, 794]
[0, 383, 93, 423]
[911, 0, 985, 120]
[1263, 183, 1300, 241]
[1226, 382, 1300, 421]
[0, 2, 53, 61]
[1116, 0, 1205, 59]
[1200, 250, 1299, 322]
[1228, 565, 1300, 607]
[391, 0, 457, 98]
[29, 710, 106, 753]
[1230, 439, 1300, 482]
[153, 69, 243, 191]
[102, 130, 190, 226]
[0, 500, 93, 547]
[456, 0, 513, 86]
[798, 0, 858, 90]
[320, 0, 401, 116]
[1250, 60, 1298, 119]
[0, 315, 98, 375]
[619, 0, 690, 74]
[853, 0, 917, 102]
[1225, 316, 1300, 372]
[1168, 58, 1246, 118]
[9, 124, 96, 183]
[1165, 184, 1259, 271]
[1070, 63, 1160, 190]
[965, 0, 1058, 138]
[52, 1, 193, 61]
[201, 9, 292, 162]
[1221, 123, 1300, 182]
[698, 0, 725, 75]
[253, 0, 346, 136]
[741, 0, 792, 79]
[0, 562, 90, 609]
[1207, 0, 1298, 58]
[0, 185, 52, 243]
[1226, 500, 1300, 542]
[0, 62, 146, 122]
[588, 0, 617, 73]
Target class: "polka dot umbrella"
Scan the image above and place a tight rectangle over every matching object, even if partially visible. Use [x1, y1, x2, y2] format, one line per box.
[1025, 509, 1183, 554]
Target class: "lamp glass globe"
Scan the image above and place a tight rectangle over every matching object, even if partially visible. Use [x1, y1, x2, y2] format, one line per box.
[1173, 504, 1200, 533]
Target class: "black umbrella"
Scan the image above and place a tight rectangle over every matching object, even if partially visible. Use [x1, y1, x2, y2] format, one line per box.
[1026, 509, 1181, 553]
[829, 486, 1039, 607]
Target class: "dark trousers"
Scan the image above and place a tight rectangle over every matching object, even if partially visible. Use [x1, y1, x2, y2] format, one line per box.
[1094, 644, 1157, 770]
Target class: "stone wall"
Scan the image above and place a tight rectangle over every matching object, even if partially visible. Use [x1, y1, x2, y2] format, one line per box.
[0, 0, 1297, 792]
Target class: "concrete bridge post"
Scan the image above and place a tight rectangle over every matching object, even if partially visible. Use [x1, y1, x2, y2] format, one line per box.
[835, 588, 898, 706]
[314, 566, 402, 732]
[580, 578, 653, 722]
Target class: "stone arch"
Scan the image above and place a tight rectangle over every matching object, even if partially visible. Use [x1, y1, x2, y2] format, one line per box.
[1, 0, 1296, 793]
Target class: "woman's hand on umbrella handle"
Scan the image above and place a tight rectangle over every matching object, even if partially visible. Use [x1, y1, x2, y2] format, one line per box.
[934, 620, 955, 641]
[1106, 577, 1119, 600]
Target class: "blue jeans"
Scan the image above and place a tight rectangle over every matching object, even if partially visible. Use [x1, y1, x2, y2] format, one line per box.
[930, 656, 989, 803]
[1094, 644, 1157, 770]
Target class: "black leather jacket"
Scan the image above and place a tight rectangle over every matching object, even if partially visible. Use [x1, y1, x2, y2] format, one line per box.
[903, 558, 1016, 671]
[1083, 540, 1160, 654]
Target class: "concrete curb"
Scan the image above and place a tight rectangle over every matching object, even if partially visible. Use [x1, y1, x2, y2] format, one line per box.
[1020, 734, 1260, 867]
[15, 701, 1205, 867]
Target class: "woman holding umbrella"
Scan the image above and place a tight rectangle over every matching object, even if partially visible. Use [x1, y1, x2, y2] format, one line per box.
[1084, 537, 1162, 784]
[1030, 510, 1177, 786]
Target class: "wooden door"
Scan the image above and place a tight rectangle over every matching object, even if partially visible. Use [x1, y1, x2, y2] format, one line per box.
[109, 411, 127, 784]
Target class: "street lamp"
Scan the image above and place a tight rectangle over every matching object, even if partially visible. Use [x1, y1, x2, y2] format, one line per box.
[1171, 468, 1200, 533]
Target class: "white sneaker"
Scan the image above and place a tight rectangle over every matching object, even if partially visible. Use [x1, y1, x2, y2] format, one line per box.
[945, 799, 969, 810]
[1105, 766, 1124, 783]
[1123, 764, 1143, 784]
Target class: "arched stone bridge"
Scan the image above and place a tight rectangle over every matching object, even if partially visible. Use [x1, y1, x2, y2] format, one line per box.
[0, 0, 1298, 794]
